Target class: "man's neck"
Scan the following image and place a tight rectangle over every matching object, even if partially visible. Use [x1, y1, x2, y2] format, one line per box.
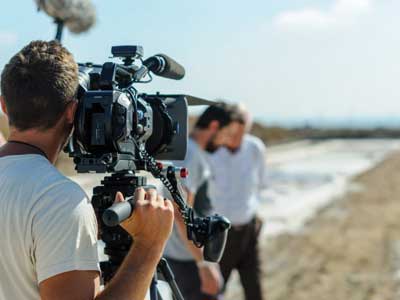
[7, 129, 61, 164]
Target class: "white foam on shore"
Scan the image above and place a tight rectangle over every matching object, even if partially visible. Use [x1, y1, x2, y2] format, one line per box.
[259, 139, 400, 238]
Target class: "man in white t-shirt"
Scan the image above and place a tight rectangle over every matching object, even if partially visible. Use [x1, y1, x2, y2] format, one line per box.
[207, 105, 267, 300]
[0, 40, 174, 300]
[164, 103, 243, 300]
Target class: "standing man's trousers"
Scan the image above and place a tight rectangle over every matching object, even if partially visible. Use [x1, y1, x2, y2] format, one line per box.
[219, 216, 264, 300]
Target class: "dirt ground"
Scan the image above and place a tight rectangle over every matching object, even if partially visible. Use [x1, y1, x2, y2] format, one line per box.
[227, 152, 400, 300]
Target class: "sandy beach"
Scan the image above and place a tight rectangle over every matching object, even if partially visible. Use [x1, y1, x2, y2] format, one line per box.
[226, 150, 400, 300]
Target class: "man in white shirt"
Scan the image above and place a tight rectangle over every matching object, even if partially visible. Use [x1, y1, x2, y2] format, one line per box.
[0, 40, 174, 300]
[207, 105, 267, 300]
[164, 103, 243, 300]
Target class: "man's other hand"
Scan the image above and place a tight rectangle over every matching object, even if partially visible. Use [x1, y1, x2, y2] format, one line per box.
[198, 262, 224, 295]
[114, 188, 174, 251]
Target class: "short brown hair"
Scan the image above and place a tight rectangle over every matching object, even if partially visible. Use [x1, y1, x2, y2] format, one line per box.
[1, 40, 78, 130]
[195, 101, 245, 130]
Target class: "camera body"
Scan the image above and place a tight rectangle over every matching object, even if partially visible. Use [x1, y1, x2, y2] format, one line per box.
[66, 46, 188, 173]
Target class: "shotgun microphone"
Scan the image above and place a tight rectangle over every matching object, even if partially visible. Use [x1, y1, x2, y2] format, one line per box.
[143, 54, 185, 80]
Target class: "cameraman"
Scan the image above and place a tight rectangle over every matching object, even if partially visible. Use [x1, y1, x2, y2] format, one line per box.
[0, 40, 174, 300]
[164, 103, 242, 300]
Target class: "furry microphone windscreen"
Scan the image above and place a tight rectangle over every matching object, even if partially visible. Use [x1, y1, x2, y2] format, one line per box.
[35, 0, 96, 33]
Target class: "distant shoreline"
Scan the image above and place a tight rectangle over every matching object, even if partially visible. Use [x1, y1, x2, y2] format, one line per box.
[251, 122, 400, 145]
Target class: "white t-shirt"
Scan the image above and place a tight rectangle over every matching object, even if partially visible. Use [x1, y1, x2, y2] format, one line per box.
[207, 135, 268, 225]
[0, 154, 99, 300]
[163, 138, 211, 261]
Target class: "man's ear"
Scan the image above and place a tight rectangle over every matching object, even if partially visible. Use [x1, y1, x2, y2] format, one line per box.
[0, 96, 8, 116]
[65, 101, 78, 124]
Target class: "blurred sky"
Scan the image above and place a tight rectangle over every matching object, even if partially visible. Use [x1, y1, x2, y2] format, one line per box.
[1, 0, 400, 125]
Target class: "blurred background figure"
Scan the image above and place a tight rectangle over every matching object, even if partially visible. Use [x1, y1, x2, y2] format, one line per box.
[163, 102, 241, 300]
[207, 104, 267, 300]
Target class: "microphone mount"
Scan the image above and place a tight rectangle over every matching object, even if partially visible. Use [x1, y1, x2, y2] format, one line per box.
[54, 18, 64, 42]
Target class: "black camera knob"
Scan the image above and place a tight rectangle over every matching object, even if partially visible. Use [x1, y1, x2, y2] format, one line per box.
[116, 105, 126, 115]
[117, 116, 125, 125]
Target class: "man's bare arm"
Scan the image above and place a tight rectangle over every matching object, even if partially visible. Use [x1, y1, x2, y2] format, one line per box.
[39, 271, 100, 300]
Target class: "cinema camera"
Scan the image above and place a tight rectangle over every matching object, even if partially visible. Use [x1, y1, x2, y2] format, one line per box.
[65, 45, 230, 298]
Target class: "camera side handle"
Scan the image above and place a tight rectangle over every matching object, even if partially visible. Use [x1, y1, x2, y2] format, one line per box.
[203, 215, 231, 262]
[102, 196, 136, 227]
[102, 185, 156, 227]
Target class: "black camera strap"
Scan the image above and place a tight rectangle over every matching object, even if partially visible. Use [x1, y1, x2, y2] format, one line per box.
[0, 140, 48, 160]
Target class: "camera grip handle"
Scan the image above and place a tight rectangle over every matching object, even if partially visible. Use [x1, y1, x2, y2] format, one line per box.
[102, 196, 136, 227]
[102, 185, 157, 227]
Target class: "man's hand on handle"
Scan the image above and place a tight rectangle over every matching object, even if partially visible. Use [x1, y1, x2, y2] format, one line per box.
[115, 188, 174, 251]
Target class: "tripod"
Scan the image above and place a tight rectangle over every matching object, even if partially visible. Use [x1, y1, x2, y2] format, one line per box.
[92, 171, 184, 300]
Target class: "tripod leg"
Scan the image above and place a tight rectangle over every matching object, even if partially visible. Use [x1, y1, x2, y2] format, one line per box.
[158, 258, 185, 300]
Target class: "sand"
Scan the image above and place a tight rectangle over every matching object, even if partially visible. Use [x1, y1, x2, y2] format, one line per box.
[226, 152, 400, 300]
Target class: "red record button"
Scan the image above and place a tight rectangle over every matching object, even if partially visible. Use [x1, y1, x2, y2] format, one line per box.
[180, 168, 189, 178]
